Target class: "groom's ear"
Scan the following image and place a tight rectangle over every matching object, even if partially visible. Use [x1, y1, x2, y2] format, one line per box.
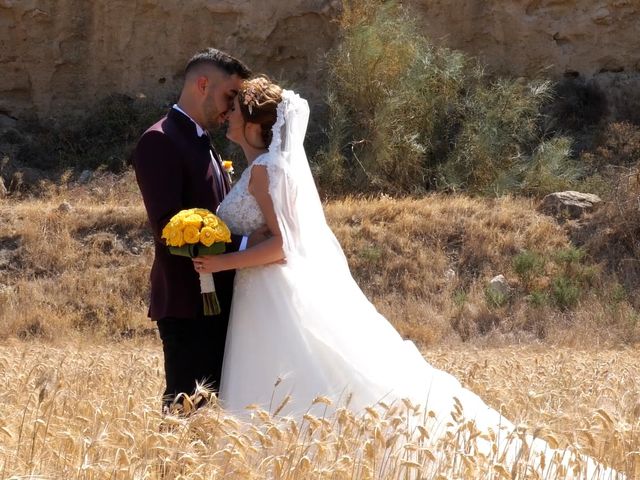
[195, 76, 209, 96]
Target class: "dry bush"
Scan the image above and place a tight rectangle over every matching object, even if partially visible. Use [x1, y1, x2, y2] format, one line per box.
[574, 122, 640, 198]
[576, 166, 640, 306]
[0, 340, 633, 478]
[585, 122, 640, 169]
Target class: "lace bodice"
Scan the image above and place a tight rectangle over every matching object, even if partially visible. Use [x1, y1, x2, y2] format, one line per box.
[216, 156, 268, 236]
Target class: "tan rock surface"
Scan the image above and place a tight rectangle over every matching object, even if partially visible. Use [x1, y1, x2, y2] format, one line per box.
[1, 0, 639, 120]
[409, 0, 640, 78]
[0, 0, 340, 119]
[408, 0, 640, 119]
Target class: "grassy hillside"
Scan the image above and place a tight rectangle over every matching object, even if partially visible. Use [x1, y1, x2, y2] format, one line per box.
[0, 170, 637, 346]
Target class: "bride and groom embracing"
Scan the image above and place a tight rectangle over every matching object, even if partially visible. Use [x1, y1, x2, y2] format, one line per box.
[133, 48, 620, 478]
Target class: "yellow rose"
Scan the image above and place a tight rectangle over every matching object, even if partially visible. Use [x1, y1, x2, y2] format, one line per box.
[213, 223, 232, 243]
[183, 214, 203, 228]
[200, 227, 216, 247]
[183, 225, 200, 244]
[194, 208, 212, 218]
[165, 214, 180, 228]
[177, 209, 194, 218]
[167, 218, 182, 232]
[161, 224, 172, 241]
[163, 226, 185, 247]
[203, 214, 219, 228]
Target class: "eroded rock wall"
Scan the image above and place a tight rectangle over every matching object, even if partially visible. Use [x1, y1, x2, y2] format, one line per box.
[0, 0, 339, 121]
[410, 0, 640, 78]
[1, 0, 639, 121]
[410, 0, 640, 120]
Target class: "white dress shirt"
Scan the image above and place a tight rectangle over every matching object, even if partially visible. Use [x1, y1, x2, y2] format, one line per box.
[172, 104, 207, 137]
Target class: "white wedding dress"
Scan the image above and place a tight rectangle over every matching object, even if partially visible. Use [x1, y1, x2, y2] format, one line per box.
[216, 91, 622, 479]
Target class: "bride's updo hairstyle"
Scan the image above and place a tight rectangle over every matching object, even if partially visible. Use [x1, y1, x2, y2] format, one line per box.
[238, 75, 283, 148]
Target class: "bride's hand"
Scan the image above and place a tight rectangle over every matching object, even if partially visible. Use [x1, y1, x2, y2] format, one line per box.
[192, 255, 227, 274]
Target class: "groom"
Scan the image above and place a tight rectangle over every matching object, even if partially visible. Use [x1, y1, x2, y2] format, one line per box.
[133, 48, 263, 412]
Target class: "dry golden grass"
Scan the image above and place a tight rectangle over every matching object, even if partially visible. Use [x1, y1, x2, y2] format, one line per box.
[325, 194, 639, 347]
[0, 339, 635, 479]
[2, 170, 637, 346]
[0, 201, 152, 339]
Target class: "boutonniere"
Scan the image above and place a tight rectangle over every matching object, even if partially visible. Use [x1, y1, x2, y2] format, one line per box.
[222, 160, 234, 176]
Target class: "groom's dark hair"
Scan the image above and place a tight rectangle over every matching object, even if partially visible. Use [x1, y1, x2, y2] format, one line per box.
[185, 48, 251, 78]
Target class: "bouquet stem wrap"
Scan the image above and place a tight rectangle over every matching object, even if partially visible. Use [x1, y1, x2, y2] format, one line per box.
[169, 243, 226, 316]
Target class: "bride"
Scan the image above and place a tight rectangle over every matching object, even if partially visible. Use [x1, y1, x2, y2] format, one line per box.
[191, 76, 622, 479]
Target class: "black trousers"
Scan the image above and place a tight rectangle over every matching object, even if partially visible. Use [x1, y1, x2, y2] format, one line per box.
[157, 315, 229, 410]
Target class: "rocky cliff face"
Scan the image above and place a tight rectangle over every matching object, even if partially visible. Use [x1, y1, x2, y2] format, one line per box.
[0, 0, 339, 121]
[411, 0, 640, 78]
[409, 0, 640, 120]
[1, 0, 639, 122]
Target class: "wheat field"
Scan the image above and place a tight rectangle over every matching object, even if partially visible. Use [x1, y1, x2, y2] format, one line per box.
[0, 338, 636, 479]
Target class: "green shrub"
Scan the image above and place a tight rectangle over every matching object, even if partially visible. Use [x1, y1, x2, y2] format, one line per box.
[452, 289, 467, 308]
[317, 0, 578, 196]
[359, 246, 382, 263]
[513, 250, 545, 286]
[527, 290, 549, 308]
[611, 283, 627, 304]
[554, 247, 586, 279]
[317, 0, 471, 194]
[518, 136, 581, 195]
[485, 286, 509, 309]
[551, 275, 581, 310]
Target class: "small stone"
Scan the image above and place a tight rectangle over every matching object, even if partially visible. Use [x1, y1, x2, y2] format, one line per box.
[78, 170, 92, 184]
[539, 191, 601, 220]
[488, 275, 510, 297]
[445, 268, 456, 280]
[592, 7, 612, 25]
[58, 201, 73, 213]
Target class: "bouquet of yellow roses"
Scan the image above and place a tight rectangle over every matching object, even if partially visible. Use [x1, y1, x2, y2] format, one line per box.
[161, 208, 231, 315]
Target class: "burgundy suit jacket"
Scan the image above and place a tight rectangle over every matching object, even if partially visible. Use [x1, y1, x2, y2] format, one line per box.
[133, 108, 241, 320]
